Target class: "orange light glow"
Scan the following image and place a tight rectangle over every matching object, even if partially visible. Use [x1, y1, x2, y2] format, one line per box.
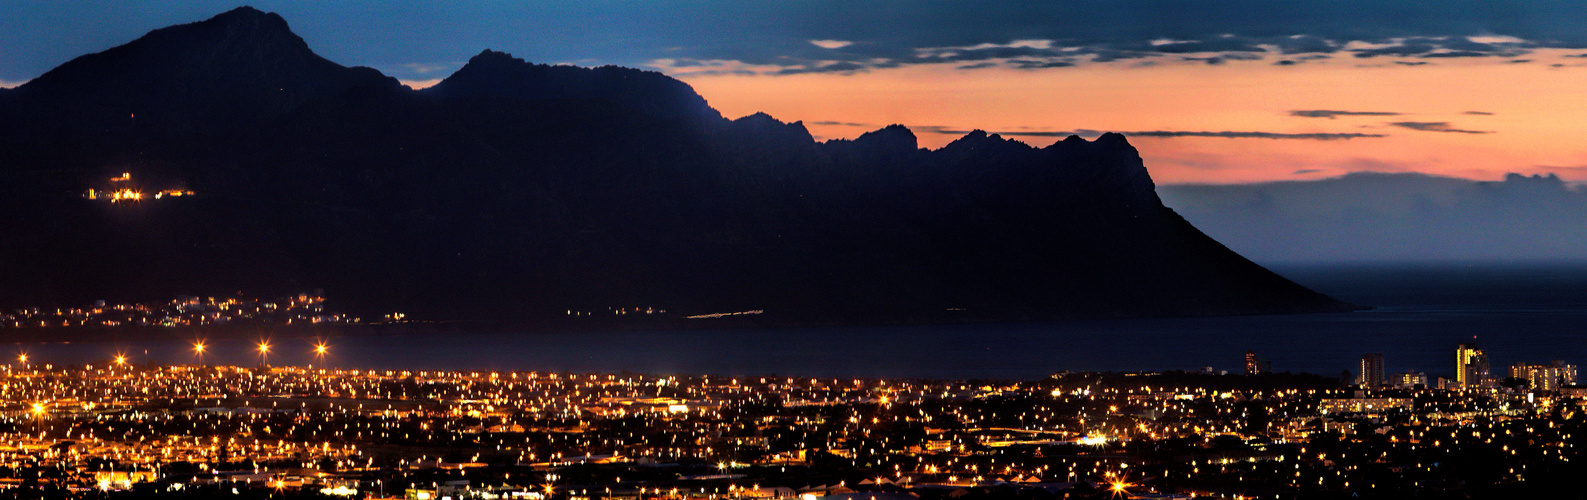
[108, 188, 144, 202]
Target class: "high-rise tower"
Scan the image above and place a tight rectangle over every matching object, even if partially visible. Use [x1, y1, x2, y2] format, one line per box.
[1245, 350, 1270, 375]
[1359, 353, 1385, 387]
[1456, 343, 1489, 389]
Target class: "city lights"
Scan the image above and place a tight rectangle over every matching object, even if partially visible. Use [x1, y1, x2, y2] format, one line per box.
[0, 353, 1578, 497]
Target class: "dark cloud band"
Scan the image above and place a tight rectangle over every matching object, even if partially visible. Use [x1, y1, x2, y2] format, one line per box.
[1290, 110, 1402, 119]
[8, 1, 1587, 82]
[1389, 122, 1493, 134]
[912, 126, 1385, 140]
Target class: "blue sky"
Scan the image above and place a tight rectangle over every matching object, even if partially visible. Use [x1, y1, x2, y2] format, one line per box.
[5, 1, 1586, 83]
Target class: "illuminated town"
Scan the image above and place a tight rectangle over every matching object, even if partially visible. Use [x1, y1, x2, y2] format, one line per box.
[1, 292, 354, 329]
[83, 173, 195, 203]
[0, 344, 1583, 499]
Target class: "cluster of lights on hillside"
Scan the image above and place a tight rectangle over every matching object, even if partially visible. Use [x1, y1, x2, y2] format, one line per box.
[82, 172, 194, 203]
[1, 291, 351, 328]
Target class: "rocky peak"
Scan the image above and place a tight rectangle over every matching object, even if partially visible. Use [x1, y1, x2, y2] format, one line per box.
[425, 49, 722, 123]
[732, 112, 815, 144]
[851, 124, 919, 153]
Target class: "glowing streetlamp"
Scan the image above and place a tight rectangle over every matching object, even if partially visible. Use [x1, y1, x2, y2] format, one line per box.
[17, 353, 27, 364]
[114, 354, 127, 366]
[1109, 480, 1129, 497]
[192, 341, 207, 355]
[257, 340, 272, 365]
[314, 342, 329, 357]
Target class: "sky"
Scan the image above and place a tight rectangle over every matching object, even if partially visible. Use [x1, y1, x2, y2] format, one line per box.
[3, 1, 1586, 184]
[1158, 172, 1587, 262]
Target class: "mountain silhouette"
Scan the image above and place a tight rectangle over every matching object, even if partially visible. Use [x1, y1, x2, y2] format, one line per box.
[0, 7, 1355, 325]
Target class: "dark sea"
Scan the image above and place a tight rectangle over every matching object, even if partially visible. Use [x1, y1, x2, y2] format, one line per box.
[12, 262, 1587, 381]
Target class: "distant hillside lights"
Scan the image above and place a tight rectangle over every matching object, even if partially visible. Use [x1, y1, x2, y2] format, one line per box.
[0, 291, 351, 328]
[82, 172, 193, 202]
[560, 306, 774, 320]
[566, 306, 668, 317]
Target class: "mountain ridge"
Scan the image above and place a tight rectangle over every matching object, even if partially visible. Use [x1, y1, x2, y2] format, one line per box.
[0, 7, 1356, 324]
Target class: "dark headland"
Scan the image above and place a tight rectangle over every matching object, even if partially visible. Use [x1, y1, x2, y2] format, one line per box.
[0, 7, 1357, 329]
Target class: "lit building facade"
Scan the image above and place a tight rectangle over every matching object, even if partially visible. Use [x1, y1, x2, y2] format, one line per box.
[1245, 350, 1270, 375]
[1456, 343, 1489, 389]
[1359, 353, 1385, 387]
[1395, 371, 1428, 388]
[1508, 360, 1578, 391]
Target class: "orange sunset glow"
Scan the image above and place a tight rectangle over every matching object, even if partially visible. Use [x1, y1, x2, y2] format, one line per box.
[676, 50, 1587, 184]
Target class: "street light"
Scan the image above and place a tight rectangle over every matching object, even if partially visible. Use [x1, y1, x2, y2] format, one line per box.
[1110, 480, 1129, 497]
[257, 340, 272, 365]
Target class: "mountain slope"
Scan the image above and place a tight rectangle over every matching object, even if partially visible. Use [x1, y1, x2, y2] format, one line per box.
[0, 7, 1355, 323]
[6, 7, 397, 138]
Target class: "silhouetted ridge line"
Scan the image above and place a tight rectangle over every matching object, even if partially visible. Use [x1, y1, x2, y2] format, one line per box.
[424, 49, 722, 124]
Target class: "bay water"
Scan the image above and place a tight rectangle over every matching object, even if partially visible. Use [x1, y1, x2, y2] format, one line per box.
[11, 262, 1587, 381]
